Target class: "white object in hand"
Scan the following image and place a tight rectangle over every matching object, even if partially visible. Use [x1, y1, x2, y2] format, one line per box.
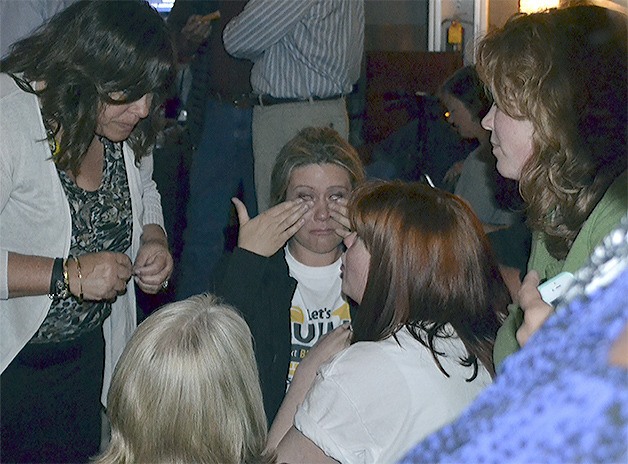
[538, 271, 575, 305]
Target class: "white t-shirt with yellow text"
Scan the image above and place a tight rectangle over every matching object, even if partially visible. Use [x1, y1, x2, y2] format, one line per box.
[285, 245, 350, 387]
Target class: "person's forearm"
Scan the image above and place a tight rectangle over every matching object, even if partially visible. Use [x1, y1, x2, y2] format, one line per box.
[6, 252, 55, 298]
[140, 224, 168, 247]
[268, 323, 351, 452]
[174, 33, 202, 62]
[267, 357, 319, 451]
[4, 251, 87, 300]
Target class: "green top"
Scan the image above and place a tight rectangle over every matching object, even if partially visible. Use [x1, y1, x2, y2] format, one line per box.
[493, 170, 627, 371]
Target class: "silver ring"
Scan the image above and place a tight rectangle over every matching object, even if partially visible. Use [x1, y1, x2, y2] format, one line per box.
[161, 279, 169, 290]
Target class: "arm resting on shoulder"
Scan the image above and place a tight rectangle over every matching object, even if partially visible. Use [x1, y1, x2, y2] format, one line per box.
[267, 324, 351, 452]
[276, 427, 339, 464]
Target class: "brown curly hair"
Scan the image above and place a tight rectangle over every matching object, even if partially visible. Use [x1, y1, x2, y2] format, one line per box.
[476, 5, 626, 259]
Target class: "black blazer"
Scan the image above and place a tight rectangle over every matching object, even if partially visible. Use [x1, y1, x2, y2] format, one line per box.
[213, 247, 296, 425]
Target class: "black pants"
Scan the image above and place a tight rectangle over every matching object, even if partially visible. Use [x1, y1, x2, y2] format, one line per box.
[1, 327, 105, 463]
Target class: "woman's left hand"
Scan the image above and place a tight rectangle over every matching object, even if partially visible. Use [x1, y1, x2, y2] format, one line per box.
[133, 224, 173, 294]
[329, 198, 351, 238]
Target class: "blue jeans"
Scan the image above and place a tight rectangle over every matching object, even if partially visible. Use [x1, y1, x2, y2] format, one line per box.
[176, 99, 257, 299]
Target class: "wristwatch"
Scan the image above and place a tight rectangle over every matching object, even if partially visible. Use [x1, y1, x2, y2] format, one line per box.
[48, 257, 71, 300]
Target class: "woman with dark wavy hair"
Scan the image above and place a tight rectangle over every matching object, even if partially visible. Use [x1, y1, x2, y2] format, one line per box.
[476, 4, 627, 369]
[267, 181, 510, 464]
[0, 1, 175, 461]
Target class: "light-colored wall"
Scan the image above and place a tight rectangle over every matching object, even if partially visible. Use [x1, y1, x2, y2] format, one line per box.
[487, 0, 627, 31]
[488, 0, 519, 31]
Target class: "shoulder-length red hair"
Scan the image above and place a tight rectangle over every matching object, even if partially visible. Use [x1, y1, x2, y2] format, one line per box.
[349, 181, 509, 378]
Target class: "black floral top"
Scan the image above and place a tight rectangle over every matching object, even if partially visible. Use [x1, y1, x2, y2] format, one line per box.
[32, 138, 132, 343]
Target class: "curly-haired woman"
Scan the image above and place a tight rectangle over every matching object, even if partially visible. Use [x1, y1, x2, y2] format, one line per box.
[477, 4, 627, 369]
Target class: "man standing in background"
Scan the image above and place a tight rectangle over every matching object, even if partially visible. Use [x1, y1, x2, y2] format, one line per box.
[224, 0, 364, 212]
[169, 0, 259, 299]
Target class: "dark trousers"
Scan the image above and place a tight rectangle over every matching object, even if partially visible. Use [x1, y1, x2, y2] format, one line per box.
[1, 327, 105, 464]
[176, 98, 257, 299]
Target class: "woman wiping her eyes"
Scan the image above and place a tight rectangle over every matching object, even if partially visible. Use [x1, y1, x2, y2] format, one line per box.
[213, 126, 365, 425]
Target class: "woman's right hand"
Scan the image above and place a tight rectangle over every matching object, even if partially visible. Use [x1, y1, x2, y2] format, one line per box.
[68, 252, 133, 301]
[181, 14, 212, 47]
[516, 270, 553, 347]
[232, 197, 311, 257]
[298, 322, 352, 375]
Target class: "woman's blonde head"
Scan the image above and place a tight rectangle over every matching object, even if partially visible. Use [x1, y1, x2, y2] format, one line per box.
[95, 294, 270, 464]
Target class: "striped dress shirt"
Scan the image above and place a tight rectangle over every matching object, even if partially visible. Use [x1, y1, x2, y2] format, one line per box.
[223, 0, 364, 99]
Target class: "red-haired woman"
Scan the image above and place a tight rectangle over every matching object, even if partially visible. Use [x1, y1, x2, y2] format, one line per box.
[267, 181, 510, 464]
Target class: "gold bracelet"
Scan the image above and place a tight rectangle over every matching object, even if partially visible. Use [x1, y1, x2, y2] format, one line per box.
[72, 256, 84, 303]
[61, 258, 70, 298]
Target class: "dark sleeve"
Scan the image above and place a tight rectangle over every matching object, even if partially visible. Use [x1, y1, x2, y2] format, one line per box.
[213, 247, 276, 322]
[213, 247, 296, 425]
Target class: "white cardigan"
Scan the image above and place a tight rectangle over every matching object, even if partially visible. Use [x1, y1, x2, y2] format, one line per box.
[0, 73, 165, 404]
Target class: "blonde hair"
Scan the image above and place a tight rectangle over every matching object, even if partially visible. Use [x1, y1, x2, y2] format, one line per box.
[269, 127, 365, 207]
[94, 294, 271, 464]
[476, 4, 626, 259]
